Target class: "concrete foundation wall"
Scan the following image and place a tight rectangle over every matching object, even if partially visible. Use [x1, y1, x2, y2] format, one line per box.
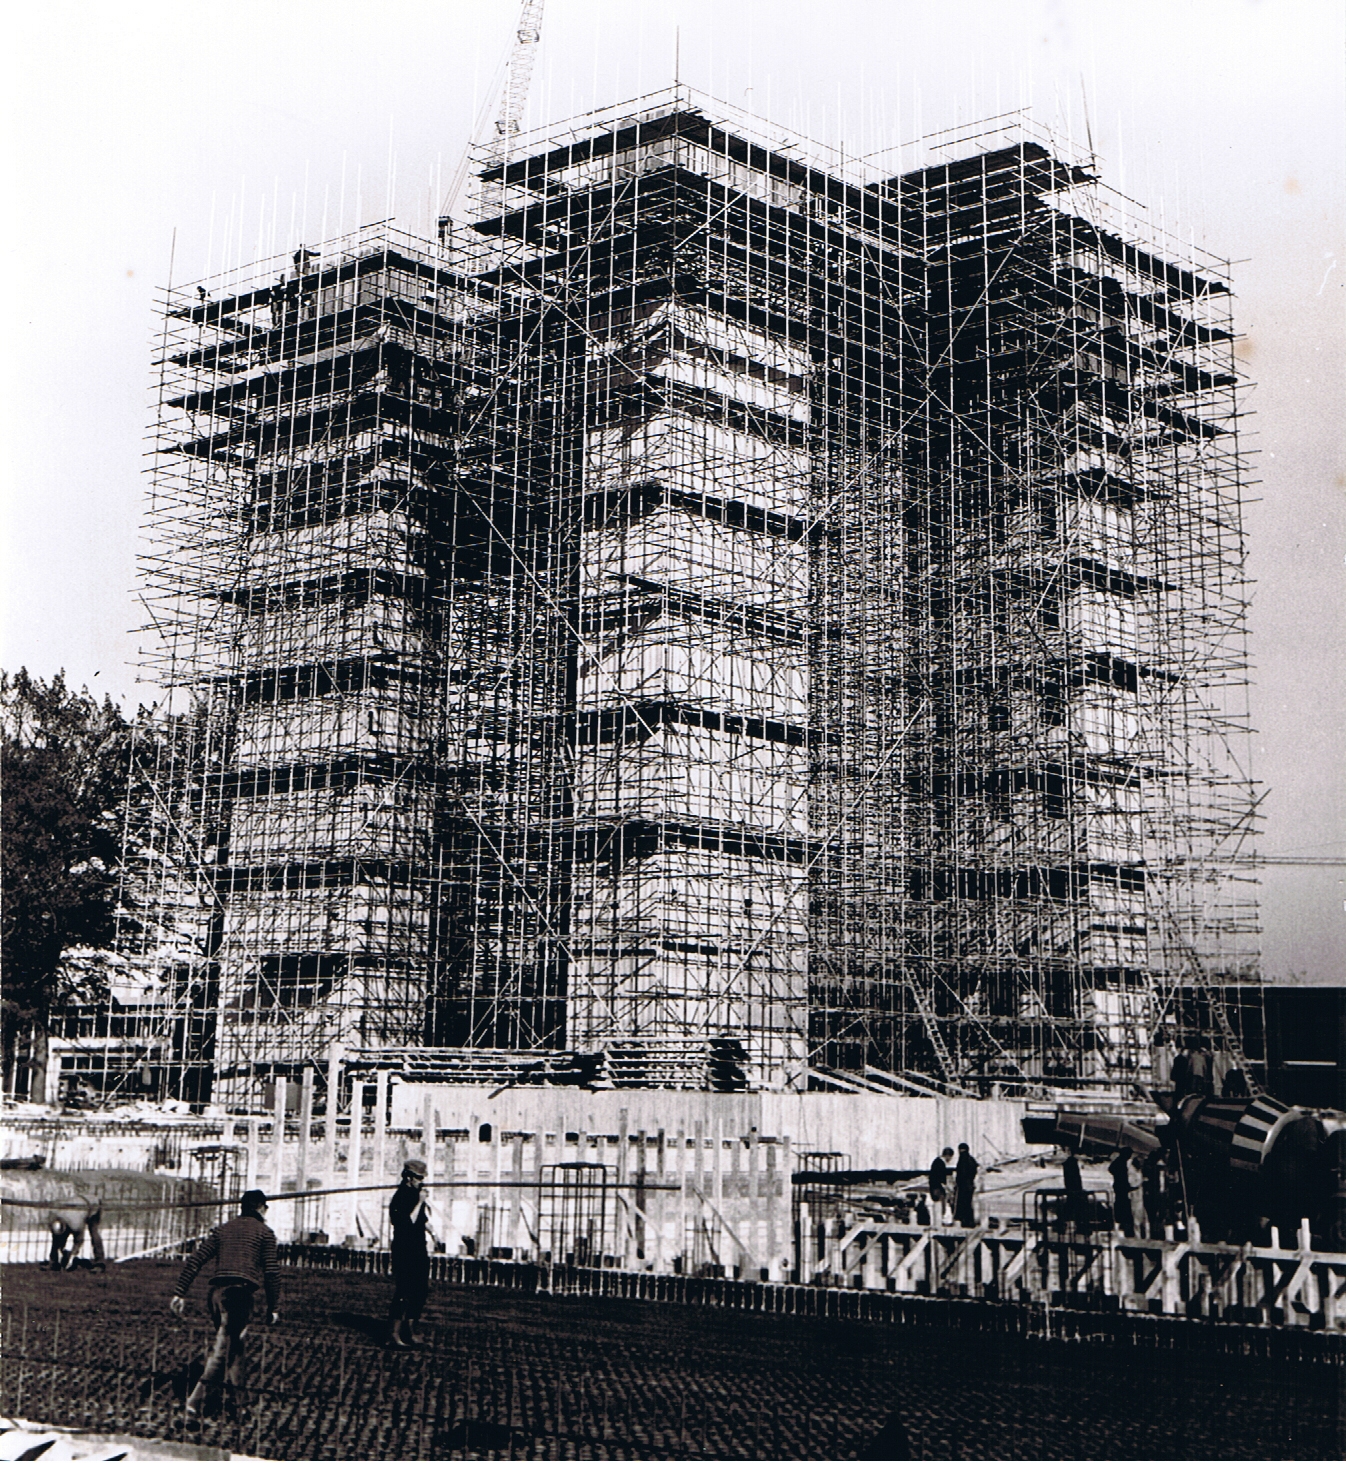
[0, 1116, 222, 1172]
[387, 1086, 1031, 1171]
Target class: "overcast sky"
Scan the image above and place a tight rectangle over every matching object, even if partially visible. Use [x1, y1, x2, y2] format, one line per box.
[3, 0, 1341, 984]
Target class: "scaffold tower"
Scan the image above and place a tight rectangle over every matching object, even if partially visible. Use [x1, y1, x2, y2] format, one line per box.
[131, 90, 1259, 1109]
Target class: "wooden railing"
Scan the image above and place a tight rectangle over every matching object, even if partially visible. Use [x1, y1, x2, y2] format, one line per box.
[805, 1217, 1346, 1327]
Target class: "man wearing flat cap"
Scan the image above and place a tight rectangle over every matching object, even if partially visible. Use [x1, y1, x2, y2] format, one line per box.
[388, 1158, 433, 1347]
[171, 1188, 278, 1420]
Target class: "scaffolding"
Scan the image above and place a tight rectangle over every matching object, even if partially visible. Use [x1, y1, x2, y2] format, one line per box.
[129, 89, 1259, 1109]
[142, 226, 504, 1109]
[892, 117, 1259, 1089]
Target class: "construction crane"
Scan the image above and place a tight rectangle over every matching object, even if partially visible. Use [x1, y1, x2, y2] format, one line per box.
[492, 0, 546, 162]
[440, 0, 546, 237]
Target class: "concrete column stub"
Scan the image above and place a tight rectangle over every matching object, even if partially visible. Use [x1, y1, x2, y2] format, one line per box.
[297, 1066, 315, 1189]
[271, 1075, 287, 1192]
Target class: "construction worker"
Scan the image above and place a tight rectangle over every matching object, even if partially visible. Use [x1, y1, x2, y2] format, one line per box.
[1142, 1149, 1168, 1238]
[953, 1143, 979, 1227]
[1108, 1149, 1149, 1237]
[1127, 1151, 1148, 1239]
[1061, 1150, 1087, 1233]
[928, 1147, 954, 1225]
[170, 1189, 279, 1422]
[46, 1196, 105, 1270]
[388, 1159, 434, 1347]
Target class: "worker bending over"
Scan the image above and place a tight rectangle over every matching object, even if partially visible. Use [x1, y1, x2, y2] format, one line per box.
[47, 1197, 105, 1270]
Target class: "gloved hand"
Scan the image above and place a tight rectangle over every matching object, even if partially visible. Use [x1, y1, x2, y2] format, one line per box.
[169, 1296, 186, 1318]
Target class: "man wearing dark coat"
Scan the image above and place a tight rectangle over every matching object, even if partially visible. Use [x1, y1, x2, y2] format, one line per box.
[928, 1147, 954, 1224]
[953, 1143, 978, 1227]
[388, 1158, 432, 1347]
[1062, 1150, 1087, 1232]
[1108, 1149, 1137, 1236]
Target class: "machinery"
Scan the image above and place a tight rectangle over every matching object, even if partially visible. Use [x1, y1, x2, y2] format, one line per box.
[1027, 1088, 1346, 1250]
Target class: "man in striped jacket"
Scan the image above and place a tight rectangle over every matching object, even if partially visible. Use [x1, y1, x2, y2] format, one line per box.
[170, 1189, 279, 1421]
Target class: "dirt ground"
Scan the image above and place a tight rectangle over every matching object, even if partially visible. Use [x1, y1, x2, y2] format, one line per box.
[2, 1259, 1341, 1460]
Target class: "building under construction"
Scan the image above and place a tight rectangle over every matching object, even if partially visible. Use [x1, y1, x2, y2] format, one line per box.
[131, 91, 1259, 1110]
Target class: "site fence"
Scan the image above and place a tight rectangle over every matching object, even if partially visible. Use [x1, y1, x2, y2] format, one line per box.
[6, 1172, 1344, 1332]
[278, 1239, 1346, 1341]
[299, 1235, 1346, 1335]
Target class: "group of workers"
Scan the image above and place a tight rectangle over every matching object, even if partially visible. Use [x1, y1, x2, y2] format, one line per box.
[1055, 1146, 1176, 1238]
[926, 1143, 980, 1226]
[919, 1142, 1179, 1238]
[66, 1135, 1185, 1422]
[169, 1157, 434, 1421]
[1106, 1146, 1176, 1239]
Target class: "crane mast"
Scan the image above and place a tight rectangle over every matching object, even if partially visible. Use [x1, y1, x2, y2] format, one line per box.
[491, 0, 545, 163]
[440, 0, 545, 238]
